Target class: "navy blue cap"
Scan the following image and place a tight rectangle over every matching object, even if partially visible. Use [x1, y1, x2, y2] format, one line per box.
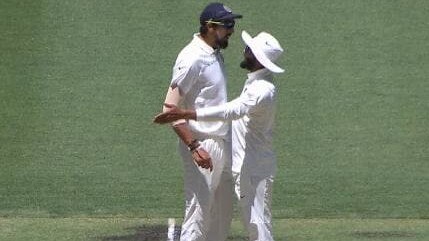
[200, 2, 242, 24]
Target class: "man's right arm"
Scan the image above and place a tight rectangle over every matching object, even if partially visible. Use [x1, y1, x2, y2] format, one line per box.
[162, 86, 213, 171]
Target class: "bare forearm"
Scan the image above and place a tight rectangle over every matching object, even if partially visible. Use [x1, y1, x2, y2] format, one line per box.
[172, 122, 195, 146]
[159, 84, 212, 170]
[172, 122, 211, 171]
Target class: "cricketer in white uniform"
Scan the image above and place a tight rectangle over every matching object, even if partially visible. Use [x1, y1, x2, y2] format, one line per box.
[160, 3, 242, 241]
[155, 30, 285, 241]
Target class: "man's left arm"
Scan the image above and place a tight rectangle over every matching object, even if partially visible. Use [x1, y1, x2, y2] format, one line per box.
[154, 85, 270, 123]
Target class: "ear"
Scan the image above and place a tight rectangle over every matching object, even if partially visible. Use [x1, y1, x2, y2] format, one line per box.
[206, 23, 218, 30]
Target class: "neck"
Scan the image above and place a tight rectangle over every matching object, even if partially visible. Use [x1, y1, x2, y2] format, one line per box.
[199, 34, 218, 49]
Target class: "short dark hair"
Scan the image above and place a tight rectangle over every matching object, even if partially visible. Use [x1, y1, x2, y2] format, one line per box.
[199, 23, 209, 35]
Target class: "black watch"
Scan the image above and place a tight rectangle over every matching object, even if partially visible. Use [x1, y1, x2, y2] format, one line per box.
[187, 139, 200, 152]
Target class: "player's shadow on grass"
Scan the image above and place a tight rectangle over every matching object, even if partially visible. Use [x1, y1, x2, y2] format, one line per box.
[100, 224, 247, 241]
[100, 224, 172, 241]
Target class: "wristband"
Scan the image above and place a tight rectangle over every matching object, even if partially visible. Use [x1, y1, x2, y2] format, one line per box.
[187, 139, 200, 152]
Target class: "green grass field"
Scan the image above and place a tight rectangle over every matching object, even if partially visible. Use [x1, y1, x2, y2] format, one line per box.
[1, 0, 428, 240]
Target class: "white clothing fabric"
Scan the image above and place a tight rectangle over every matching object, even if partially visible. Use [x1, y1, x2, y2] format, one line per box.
[196, 68, 277, 174]
[234, 172, 274, 241]
[196, 68, 277, 241]
[178, 137, 233, 241]
[171, 33, 229, 140]
[170, 33, 233, 241]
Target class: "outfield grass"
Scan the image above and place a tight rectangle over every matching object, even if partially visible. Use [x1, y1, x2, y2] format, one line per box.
[1, 218, 429, 241]
[1, 0, 429, 239]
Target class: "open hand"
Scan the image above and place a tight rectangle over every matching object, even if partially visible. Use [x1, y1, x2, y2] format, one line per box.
[153, 103, 186, 124]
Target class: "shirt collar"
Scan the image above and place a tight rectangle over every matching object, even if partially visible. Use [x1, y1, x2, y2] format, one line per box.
[246, 68, 273, 85]
[192, 33, 217, 54]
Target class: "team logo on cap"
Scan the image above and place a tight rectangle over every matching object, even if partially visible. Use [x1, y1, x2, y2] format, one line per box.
[223, 5, 232, 13]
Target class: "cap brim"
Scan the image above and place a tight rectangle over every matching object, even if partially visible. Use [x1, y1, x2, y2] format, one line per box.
[241, 31, 284, 73]
[217, 13, 242, 21]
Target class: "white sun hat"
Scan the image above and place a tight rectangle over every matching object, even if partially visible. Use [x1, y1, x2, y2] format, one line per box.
[241, 30, 285, 73]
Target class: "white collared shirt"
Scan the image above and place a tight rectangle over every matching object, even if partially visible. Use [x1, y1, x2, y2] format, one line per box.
[171, 33, 229, 139]
[196, 68, 277, 173]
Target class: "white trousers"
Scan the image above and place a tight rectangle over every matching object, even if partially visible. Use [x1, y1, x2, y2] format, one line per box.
[178, 137, 233, 241]
[234, 169, 275, 241]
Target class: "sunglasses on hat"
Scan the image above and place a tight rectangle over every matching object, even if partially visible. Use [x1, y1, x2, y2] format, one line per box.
[206, 20, 235, 29]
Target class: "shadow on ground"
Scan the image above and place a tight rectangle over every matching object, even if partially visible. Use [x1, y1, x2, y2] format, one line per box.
[99, 225, 247, 241]
[351, 231, 416, 238]
[100, 224, 169, 241]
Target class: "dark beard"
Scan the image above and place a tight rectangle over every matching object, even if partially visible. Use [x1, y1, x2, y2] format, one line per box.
[240, 58, 257, 70]
[240, 60, 249, 69]
[216, 38, 229, 49]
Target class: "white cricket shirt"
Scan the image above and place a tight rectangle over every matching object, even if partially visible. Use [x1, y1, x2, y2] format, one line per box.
[196, 68, 277, 173]
[171, 33, 229, 139]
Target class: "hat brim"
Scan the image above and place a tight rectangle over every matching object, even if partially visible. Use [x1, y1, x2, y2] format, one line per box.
[241, 30, 284, 73]
[216, 13, 242, 21]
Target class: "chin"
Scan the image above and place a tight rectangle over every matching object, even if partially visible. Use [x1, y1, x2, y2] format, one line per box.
[218, 40, 229, 49]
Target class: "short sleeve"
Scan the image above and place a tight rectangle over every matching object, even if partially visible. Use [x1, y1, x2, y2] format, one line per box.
[170, 58, 199, 95]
